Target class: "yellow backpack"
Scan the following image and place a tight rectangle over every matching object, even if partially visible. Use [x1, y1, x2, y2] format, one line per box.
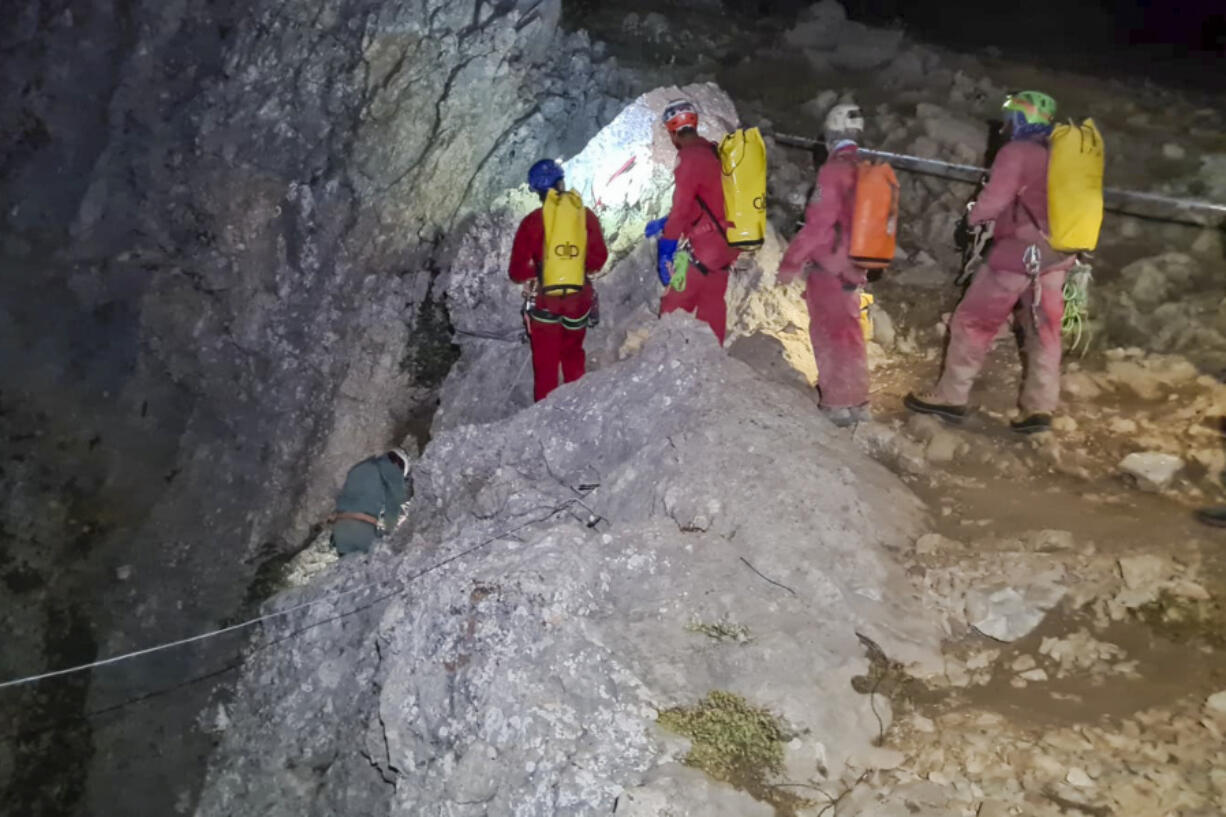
[1047, 119, 1104, 253]
[540, 189, 588, 294]
[718, 127, 767, 249]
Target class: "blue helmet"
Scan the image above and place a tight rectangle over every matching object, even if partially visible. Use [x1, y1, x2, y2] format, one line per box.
[527, 159, 564, 193]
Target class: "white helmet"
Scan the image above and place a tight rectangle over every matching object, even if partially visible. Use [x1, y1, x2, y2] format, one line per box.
[824, 103, 865, 138]
[388, 448, 411, 477]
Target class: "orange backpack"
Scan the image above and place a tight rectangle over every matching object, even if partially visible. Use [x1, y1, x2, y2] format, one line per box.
[849, 162, 899, 269]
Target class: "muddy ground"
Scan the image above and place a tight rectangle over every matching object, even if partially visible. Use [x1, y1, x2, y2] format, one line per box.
[566, 4, 1226, 814]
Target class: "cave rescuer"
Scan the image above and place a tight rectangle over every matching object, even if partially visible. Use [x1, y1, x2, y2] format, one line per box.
[645, 99, 741, 345]
[905, 91, 1075, 435]
[329, 448, 410, 556]
[509, 159, 609, 402]
[776, 104, 874, 427]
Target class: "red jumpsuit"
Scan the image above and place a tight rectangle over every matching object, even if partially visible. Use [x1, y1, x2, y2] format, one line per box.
[778, 145, 868, 410]
[930, 139, 1074, 414]
[659, 140, 741, 345]
[508, 206, 609, 402]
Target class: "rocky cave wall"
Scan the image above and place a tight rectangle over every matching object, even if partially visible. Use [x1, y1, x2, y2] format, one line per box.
[0, 2, 622, 815]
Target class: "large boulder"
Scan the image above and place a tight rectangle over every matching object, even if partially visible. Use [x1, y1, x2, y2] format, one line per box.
[194, 315, 942, 817]
[783, 1, 902, 72]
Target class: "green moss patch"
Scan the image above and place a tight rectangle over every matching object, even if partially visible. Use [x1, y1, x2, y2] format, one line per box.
[685, 617, 753, 644]
[658, 690, 810, 815]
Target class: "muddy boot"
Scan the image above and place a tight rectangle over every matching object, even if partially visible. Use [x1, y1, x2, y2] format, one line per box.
[850, 404, 873, 425]
[1010, 413, 1053, 435]
[822, 406, 856, 428]
[904, 392, 967, 424]
[1194, 507, 1226, 528]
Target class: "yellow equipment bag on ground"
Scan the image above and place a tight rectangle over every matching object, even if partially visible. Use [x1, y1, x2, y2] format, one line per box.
[718, 127, 767, 248]
[540, 189, 588, 294]
[1047, 118, 1104, 253]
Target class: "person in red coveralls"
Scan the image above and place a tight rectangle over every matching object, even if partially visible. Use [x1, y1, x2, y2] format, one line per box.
[508, 159, 609, 402]
[645, 99, 741, 345]
[777, 103, 872, 427]
[906, 91, 1073, 434]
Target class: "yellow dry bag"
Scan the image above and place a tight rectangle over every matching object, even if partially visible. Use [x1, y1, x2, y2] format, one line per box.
[859, 292, 875, 342]
[540, 189, 588, 294]
[1047, 118, 1104, 253]
[718, 127, 767, 249]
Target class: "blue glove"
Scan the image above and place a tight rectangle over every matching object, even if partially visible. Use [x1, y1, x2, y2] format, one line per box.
[657, 238, 678, 286]
[644, 217, 668, 239]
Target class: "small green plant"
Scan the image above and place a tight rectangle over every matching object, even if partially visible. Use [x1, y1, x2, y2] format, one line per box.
[658, 690, 814, 815]
[685, 617, 753, 644]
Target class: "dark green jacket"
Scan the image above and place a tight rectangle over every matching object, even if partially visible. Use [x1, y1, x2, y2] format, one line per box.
[334, 455, 407, 525]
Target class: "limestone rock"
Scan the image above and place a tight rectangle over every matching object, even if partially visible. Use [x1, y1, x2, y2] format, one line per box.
[783, 0, 848, 51]
[1119, 452, 1184, 491]
[1, 2, 618, 814]
[916, 103, 988, 159]
[1118, 554, 1174, 590]
[925, 429, 965, 464]
[965, 579, 1066, 642]
[194, 317, 942, 816]
[614, 765, 774, 816]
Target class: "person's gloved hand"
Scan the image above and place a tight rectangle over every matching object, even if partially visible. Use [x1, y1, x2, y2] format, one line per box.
[657, 238, 678, 286]
[776, 262, 803, 286]
[644, 217, 668, 239]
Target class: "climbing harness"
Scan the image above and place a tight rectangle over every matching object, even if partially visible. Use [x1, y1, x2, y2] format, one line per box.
[329, 511, 379, 527]
[1061, 260, 1094, 355]
[526, 305, 593, 330]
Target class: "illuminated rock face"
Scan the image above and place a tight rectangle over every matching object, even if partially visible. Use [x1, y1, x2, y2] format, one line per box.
[436, 83, 811, 431]
[195, 316, 941, 817]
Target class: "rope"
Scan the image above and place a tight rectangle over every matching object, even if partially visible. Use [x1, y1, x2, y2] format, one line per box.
[1062, 262, 1094, 356]
[453, 326, 525, 342]
[0, 501, 580, 691]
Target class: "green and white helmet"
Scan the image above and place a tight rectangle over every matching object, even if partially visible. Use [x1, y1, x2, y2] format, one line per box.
[1002, 90, 1057, 127]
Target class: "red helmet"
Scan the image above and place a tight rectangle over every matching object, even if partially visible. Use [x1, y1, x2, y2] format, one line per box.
[662, 99, 699, 133]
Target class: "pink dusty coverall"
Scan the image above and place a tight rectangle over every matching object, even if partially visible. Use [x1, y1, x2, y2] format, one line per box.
[930, 139, 1074, 413]
[778, 145, 868, 410]
[659, 139, 741, 345]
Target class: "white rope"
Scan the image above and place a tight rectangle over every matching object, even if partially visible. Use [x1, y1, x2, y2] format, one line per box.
[0, 502, 576, 691]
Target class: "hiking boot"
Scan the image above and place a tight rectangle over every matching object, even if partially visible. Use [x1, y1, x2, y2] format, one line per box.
[903, 392, 967, 424]
[1195, 507, 1226, 528]
[822, 406, 857, 428]
[1010, 413, 1053, 435]
[850, 405, 873, 425]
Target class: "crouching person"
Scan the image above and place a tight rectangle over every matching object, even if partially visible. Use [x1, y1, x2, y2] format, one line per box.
[330, 448, 410, 556]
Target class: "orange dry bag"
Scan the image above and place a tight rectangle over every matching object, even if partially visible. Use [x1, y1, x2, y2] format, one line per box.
[849, 162, 899, 269]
